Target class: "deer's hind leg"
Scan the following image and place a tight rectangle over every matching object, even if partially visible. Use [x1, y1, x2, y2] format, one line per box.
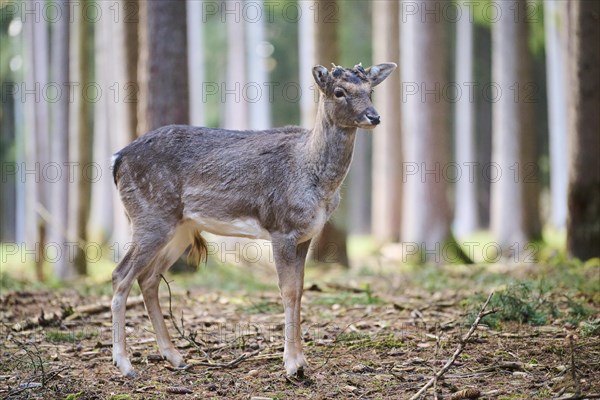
[138, 224, 192, 368]
[111, 224, 173, 377]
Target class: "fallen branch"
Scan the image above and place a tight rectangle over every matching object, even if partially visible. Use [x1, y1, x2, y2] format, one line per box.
[409, 292, 495, 400]
[192, 349, 261, 369]
[160, 275, 209, 359]
[568, 334, 580, 397]
[64, 296, 144, 321]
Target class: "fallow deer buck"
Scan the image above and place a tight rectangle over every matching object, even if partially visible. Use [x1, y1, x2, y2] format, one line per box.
[110, 63, 397, 377]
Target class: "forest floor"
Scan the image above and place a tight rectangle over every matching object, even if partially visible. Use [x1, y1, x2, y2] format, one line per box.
[1, 255, 599, 400]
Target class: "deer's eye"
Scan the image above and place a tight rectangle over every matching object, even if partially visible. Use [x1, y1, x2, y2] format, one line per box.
[334, 89, 345, 98]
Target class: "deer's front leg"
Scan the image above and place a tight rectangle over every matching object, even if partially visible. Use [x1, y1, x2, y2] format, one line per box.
[272, 236, 311, 376]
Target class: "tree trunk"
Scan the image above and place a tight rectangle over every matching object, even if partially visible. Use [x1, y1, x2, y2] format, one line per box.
[23, 0, 51, 280]
[490, 0, 541, 256]
[245, 0, 270, 129]
[138, 0, 189, 132]
[108, 0, 138, 252]
[566, 0, 600, 260]
[90, 0, 116, 244]
[49, 0, 74, 279]
[401, 0, 449, 257]
[371, 0, 402, 243]
[299, 0, 316, 128]
[124, 0, 139, 140]
[348, 132, 371, 235]
[187, 0, 205, 126]
[223, 0, 248, 130]
[544, 0, 568, 230]
[71, 0, 94, 276]
[474, 25, 493, 229]
[453, 1, 478, 238]
[311, 0, 348, 267]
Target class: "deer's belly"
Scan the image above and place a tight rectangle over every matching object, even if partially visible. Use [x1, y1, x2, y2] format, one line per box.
[189, 215, 271, 240]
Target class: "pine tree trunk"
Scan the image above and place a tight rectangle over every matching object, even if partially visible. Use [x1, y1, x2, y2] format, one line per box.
[187, 0, 205, 126]
[453, 2, 478, 238]
[245, 0, 270, 129]
[401, 0, 451, 258]
[299, 1, 316, 128]
[49, 0, 73, 279]
[311, 0, 348, 267]
[566, 0, 600, 260]
[138, 0, 189, 132]
[491, 0, 541, 256]
[223, 0, 248, 130]
[73, 0, 94, 276]
[90, 0, 116, 243]
[544, 0, 568, 230]
[124, 0, 139, 140]
[24, 0, 51, 280]
[371, 0, 402, 243]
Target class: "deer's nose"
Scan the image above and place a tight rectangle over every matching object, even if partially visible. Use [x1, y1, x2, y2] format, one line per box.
[366, 112, 381, 125]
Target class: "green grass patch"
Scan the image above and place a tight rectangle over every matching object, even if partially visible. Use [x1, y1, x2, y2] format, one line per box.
[335, 331, 404, 351]
[46, 330, 98, 343]
[311, 290, 383, 307]
[239, 299, 281, 314]
[466, 280, 596, 329]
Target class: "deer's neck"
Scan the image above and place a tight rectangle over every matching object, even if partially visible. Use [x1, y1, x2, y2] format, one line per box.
[306, 99, 357, 195]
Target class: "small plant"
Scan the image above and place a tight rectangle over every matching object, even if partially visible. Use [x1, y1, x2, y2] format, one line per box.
[581, 320, 600, 337]
[46, 330, 97, 343]
[466, 282, 560, 328]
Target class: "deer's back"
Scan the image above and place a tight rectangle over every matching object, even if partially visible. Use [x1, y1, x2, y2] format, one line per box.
[112, 125, 325, 237]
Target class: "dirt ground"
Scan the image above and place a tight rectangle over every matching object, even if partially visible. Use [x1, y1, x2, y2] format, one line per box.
[1, 262, 599, 399]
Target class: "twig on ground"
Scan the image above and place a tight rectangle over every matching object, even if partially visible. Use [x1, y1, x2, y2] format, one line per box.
[161, 275, 209, 359]
[64, 296, 144, 321]
[161, 275, 260, 369]
[568, 334, 581, 397]
[193, 349, 261, 369]
[408, 291, 495, 400]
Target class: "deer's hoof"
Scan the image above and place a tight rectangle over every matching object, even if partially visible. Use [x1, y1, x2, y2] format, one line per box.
[285, 353, 308, 377]
[125, 370, 139, 379]
[163, 349, 186, 369]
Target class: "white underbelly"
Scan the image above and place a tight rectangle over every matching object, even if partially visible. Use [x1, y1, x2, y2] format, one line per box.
[188, 215, 271, 240]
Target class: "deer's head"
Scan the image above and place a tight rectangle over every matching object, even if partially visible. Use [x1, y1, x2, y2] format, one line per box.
[312, 62, 397, 129]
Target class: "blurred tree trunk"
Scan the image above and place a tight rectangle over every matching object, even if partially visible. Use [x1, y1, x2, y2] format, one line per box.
[566, 0, 600, 260]
[453, 1, 478, 238]
[474, 25, 492, 229]
[245, 0, 270, 129]
[299, 1, 316, 128]
[187, 0, 205, 126]
[91, 1, 116, 244]
[401, 0, 468, 264]
[137, 0, 190, 271]
[109, 0, 138, 252]
[348, 133, 371, 235]
[124, 0, 139, 140]
[49, 0, 73, 279]
[138, 0, 189, 132]
[68, 0, 94, 276]
[223, 0, 248, 129]
[0, 80, 16, 242]
[544, 0, 568, 230]
[371, 0, 401, 243]
[23, 0, 50, 280]
[491, 0, 541, 256]
[311, 0, 348, 267]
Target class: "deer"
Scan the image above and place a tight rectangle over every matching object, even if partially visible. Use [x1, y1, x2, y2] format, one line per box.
[110, 62, 397, 378]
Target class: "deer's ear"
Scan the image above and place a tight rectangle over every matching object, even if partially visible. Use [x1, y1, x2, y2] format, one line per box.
[312, 65, 330, 91]
[366, 63, 397, 87]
